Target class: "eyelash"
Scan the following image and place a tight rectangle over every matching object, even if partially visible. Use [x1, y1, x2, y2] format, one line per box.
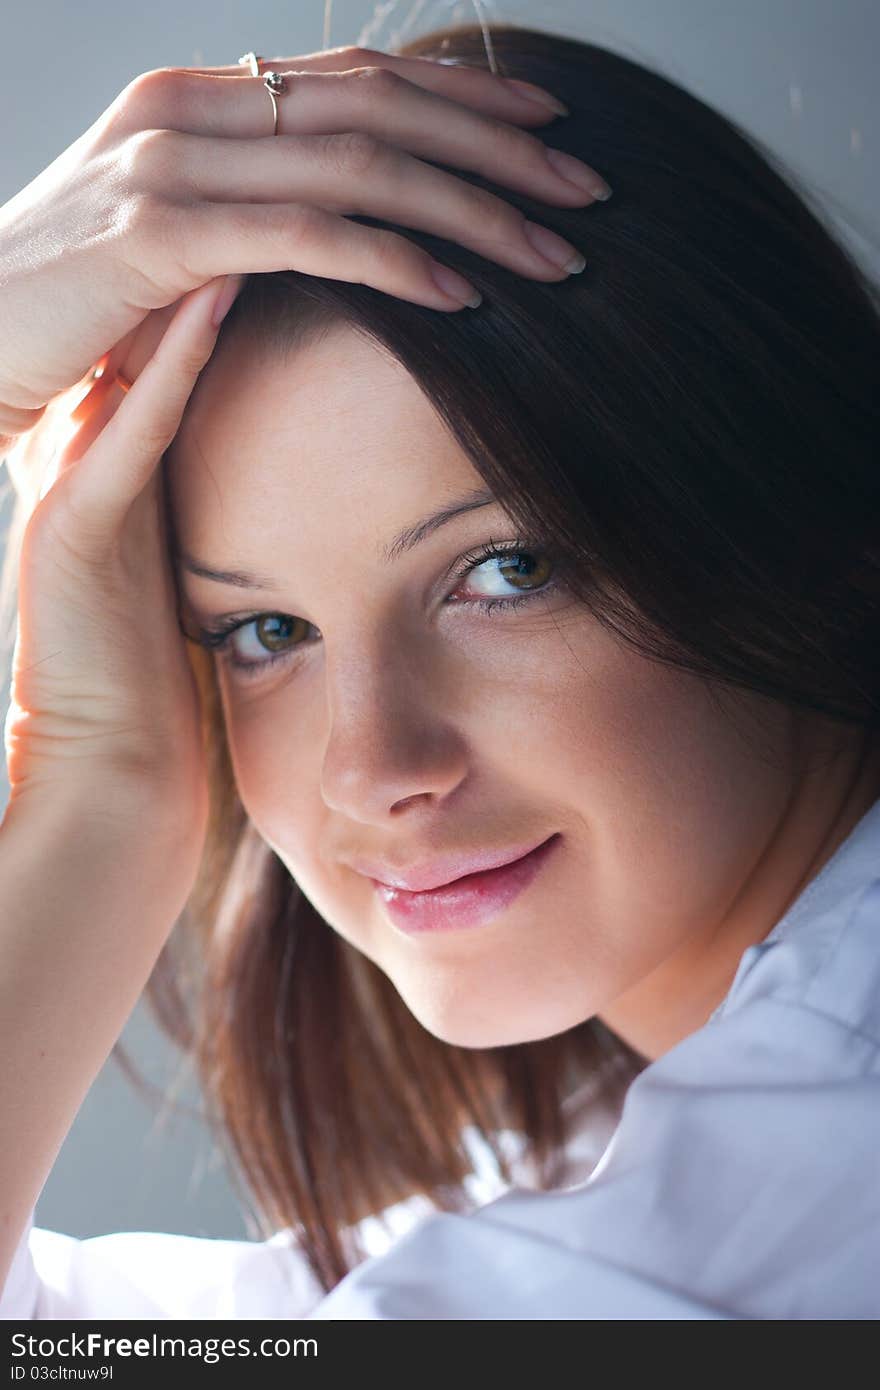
[186, 536, 564, 680]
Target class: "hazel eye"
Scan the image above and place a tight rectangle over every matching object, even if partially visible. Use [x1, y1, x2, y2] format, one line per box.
[245, 614, 308, 656]
[458, 548, 555, 599]
[184, 608, 316, 680]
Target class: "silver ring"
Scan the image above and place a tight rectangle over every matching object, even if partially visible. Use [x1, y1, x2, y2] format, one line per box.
[261, 71, 287, 137]
[237, 52, 286, 136]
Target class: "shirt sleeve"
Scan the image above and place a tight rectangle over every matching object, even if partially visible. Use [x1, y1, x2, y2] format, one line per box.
[0, 1204, 328, 1319]
[307, 994, 880, 1320]
[0, 1189, 444, 1320]
[0, 1089, 552, 1320]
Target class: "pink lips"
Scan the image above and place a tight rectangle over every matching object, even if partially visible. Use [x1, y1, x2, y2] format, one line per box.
[373, 834, 561, 934]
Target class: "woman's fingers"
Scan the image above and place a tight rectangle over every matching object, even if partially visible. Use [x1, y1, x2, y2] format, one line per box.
[151, 43, 570, 128]
[141, 76, 604, 210]
[166, 161, 586, 295]
[52, 277, 242, 540]
[100, 306, 179, 392]
[108, 65, 606, 203]
[184, 204, 492, 311]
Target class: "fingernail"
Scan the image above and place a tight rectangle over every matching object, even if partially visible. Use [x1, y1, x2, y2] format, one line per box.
[544, 147, 612, 201]
[212, 275, 245, 327]
[429, 262, 483, 309]
[503, 79, 570, 117]
[522, 221, 586, 275]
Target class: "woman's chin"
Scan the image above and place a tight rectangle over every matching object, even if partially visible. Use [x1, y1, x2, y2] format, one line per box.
[402, 992, 592, 1051]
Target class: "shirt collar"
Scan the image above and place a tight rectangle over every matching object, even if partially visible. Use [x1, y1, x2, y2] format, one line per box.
[711, 792, 880, 1023]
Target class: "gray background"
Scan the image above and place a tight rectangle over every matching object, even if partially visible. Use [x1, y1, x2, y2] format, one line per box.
[0, 0, 877, 1241]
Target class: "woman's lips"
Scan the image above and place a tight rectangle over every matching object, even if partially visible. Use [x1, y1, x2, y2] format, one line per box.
[372, 834, 561, 934]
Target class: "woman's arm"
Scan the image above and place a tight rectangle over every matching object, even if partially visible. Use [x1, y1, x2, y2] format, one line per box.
[0, 781, 205, 1294]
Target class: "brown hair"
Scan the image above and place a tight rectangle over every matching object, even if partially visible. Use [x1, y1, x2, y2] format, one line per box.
[3, 17, 878, 1298]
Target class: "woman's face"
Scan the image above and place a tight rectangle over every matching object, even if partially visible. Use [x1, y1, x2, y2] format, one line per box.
[165, 321, 878, 1058]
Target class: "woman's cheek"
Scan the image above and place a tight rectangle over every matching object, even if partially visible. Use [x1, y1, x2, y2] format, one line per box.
[214, 669, 319, 822]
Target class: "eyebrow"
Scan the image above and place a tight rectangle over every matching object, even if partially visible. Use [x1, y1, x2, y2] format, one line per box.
[176, 486, 498, 589]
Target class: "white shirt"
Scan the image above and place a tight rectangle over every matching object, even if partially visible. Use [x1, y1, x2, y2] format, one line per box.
[3, 795, 879, 1320]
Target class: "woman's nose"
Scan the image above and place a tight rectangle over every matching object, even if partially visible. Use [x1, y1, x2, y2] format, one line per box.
[318, 659, 468, 824]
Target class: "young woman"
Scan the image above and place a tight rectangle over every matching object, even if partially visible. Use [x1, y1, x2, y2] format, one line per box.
[1, 22, 878, 1321]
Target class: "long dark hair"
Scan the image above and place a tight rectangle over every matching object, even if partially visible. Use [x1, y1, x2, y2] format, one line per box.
[2, 21, 878, 1298]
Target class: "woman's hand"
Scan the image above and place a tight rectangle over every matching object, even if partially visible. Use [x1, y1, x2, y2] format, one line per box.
[4, 277, 241, 852]
[0, 44, 606, 442]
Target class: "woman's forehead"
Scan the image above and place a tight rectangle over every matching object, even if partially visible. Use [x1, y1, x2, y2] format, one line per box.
[165, 321, 483, 549]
